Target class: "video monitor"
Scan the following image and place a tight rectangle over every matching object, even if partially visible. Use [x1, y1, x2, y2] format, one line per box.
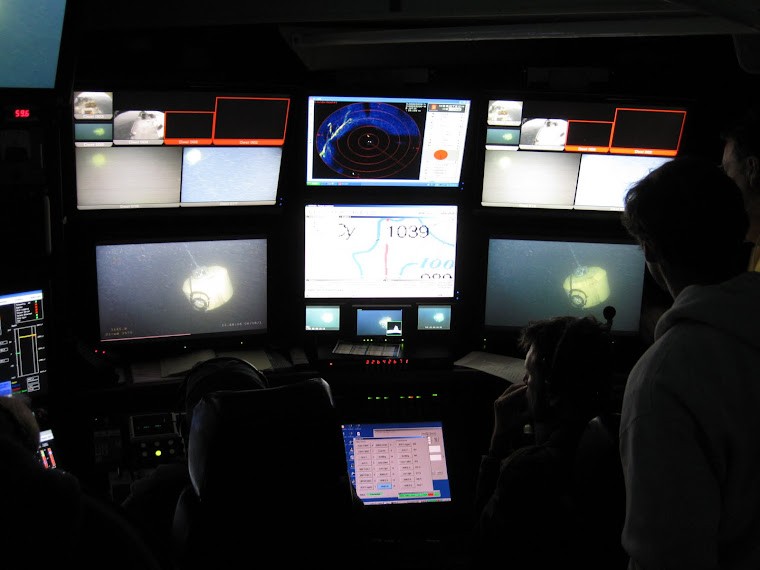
[305, 305, 341, 331]
[0, 0, 67, 89]
[73, 91, 290, 209]
[482, 150, 581, 209]
[307, 95, 470, 187]
[0, 290, 47, 397]
[417, 305, 452, 331]
[342, 421, 452, 505]
[573, 154, 672, 211]
[484, 238, 646, 333]
[481, 98, 686, 209]
[95, 238, 267, 343]
[304, 204, 458, 299]
[356, 308, 404, 338]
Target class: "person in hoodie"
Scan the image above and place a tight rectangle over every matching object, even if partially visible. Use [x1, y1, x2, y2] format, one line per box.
[619, 156, 760, 570]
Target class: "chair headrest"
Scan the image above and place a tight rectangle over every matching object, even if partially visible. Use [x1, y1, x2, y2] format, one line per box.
[187, 377, 345, 499]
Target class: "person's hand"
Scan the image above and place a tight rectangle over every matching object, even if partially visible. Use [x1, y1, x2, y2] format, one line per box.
[488, 383, 529, 459]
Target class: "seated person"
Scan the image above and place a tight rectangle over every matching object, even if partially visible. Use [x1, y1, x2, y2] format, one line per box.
[121, 357, 268, 560]
[472, 315, 619, 569]
[0, 396, 163, 570]
[0, 396, 83, 567]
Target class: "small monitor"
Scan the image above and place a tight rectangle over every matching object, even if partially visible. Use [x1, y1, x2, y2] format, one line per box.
[305, 305, 341, 331]
[484, 238, 646, 334]
[417, 305, 452, 331]
[73, 91, 290, 209]
[307, 95, 470, 188]
[342, 421, 452, 505]
[0, 290, 47, 398]
[481, 98, 686, 210]
[95, 238, 267, 343]
[356, 308, 403, 338]
[304, 204, 458, 299]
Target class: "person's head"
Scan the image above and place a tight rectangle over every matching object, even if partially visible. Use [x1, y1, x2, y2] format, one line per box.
[0, 396, 40, 454]
[518, 315, 611, 422]
[721, 107, 760, 206]
[622, 156, 749, 298]
[179, 357, 268, 438]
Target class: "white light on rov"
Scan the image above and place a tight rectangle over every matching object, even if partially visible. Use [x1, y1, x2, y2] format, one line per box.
[182, 265, 233, 311]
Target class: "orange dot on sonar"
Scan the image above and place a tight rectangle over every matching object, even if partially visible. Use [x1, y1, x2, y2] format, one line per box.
[433, 149, 448, 160]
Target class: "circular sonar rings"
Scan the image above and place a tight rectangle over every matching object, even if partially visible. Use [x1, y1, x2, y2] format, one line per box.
[316, 102, 421, 179]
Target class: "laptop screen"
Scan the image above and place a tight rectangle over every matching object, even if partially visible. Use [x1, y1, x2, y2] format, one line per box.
[341, 421, 452, 505]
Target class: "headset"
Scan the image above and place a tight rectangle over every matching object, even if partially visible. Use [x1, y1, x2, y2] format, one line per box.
[543, 314, 613, 405]
[176, 356, 269, 440]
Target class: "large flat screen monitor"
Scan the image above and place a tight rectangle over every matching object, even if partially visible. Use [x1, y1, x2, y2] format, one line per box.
[95, 238, 267, 343]
[0, 0, 67, 89]
[482, 99, 685, 210]
[73, 91, 290, 209]
[0, 290, 47, 397]
[484, 238, 646, 333]
[304, 204, 458, 299]
[307, 95, 470, 187]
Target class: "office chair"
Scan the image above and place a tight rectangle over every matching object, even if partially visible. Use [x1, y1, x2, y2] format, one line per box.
[172, 377, 359, 570]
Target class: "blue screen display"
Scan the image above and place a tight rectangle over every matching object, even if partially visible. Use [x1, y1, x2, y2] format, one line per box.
[0, 1, 66, 89]
[356, 308, 403, 337]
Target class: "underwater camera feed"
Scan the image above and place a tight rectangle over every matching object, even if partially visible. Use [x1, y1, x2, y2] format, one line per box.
[485, 238, 646, 333]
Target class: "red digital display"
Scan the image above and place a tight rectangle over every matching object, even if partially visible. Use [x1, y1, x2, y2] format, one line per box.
[14, 108, 31, 118]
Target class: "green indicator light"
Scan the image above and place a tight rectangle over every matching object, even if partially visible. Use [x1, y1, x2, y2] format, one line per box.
[432, 394, 438, 397]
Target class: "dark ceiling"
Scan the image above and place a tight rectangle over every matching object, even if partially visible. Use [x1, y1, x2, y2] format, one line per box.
[66, 0, 760, 106]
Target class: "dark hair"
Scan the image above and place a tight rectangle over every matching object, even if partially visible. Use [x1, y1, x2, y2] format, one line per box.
[622, 156, 749, 280]
[519, 315, 611, 411]
[0, 396, 40, 454]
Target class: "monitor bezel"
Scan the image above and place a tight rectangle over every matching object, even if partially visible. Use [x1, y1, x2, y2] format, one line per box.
[476, 91, 690, 213]
[65, 87, 293, 216]
[480, 230, 646, 338]
[306, 93, 472, 190]
[303, 202, 460, 303]
[92, 233, 271, 354]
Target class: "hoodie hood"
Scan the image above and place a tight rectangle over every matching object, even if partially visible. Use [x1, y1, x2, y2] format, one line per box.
[655, 272, 760, 350]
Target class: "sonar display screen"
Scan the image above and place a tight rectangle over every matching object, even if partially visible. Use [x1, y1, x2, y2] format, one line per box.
[307, 96, 470, 187]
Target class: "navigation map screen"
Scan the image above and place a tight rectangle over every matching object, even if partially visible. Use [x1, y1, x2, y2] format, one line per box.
[304, 204, 458, 299]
